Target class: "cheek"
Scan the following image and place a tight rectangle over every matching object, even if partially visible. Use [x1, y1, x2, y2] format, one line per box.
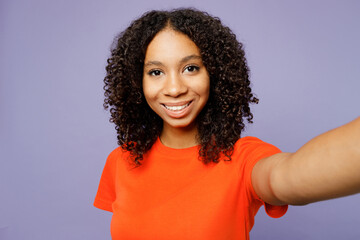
[143, 90, 158, 103]
[203, 80, 210, 104]
[143, 91, 154, 110]
[142, 80, 154, 100]
[197, 78, 210, 99]
[142, 82, 159, 111]
[143, 92, 157, 114]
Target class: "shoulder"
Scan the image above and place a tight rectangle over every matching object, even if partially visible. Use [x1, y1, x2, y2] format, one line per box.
[107, 146, 123, 160]
[233, 136, 279, 150]
[232, 136, 281, 161]
[234, 136, 263, 145]
[104, 146, 130, 167]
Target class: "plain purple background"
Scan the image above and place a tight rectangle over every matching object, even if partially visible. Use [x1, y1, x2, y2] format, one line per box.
[1, 0, 359, 239]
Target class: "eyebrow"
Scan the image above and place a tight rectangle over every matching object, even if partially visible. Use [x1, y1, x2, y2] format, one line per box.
[144, 54, 202, 68]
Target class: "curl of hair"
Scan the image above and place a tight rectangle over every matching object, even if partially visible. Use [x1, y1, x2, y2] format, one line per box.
[103, 8, 259, 165]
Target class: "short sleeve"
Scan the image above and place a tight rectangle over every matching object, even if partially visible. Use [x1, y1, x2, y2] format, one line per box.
[93, 148, 120, 212]
[239, 136, 288, 218]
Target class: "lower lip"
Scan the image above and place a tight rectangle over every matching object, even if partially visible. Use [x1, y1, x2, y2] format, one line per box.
[161, 102, 193, 118]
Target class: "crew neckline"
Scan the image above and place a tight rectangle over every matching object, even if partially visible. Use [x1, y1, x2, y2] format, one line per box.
[152, 137, 200, 157]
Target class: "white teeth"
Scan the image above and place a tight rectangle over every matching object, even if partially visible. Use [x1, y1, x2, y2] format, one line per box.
[164, 102, 190, 111]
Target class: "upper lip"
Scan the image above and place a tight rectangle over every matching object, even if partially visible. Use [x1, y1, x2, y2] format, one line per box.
[161, 101, 192, 106]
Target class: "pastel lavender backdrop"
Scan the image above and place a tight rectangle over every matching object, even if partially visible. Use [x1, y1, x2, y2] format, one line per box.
[0, 0, 359, 239]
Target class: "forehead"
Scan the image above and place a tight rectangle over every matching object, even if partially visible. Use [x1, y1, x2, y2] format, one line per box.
[144, 29, 201, 62]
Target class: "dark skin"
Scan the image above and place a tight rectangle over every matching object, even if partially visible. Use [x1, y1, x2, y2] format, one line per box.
[143, 27, 360, 207]
[103, 9, 258, 165]
[104, 9, 360, 206]
[253, 117, 360, 206]
[142, 29, 210, 149]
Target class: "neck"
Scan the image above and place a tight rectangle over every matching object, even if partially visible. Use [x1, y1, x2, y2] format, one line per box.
[160, 123, 199, 149]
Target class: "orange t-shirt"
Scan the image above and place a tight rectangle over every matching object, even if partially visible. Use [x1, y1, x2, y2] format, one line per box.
[94, 136, 287, 240]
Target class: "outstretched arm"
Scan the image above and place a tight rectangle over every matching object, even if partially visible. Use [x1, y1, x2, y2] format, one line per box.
[252, 117, 360, 206]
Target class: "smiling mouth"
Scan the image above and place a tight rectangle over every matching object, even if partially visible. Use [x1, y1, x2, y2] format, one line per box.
[162, 101, 192, 111]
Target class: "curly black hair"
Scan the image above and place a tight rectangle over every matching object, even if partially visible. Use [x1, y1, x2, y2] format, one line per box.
[103, 8, 258, 165]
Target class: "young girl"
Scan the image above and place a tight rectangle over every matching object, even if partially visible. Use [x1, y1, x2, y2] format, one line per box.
[94, 8, 360, 239]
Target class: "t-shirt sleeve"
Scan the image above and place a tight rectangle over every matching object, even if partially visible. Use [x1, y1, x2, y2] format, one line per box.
[93, 148, 120, 212]
[240, 136, 288, 218]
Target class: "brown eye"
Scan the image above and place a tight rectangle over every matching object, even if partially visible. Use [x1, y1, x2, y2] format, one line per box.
[184, 65, 200, 73]
[149, 70, 163, 76]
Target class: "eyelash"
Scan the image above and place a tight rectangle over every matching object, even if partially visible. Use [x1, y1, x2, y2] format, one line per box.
[184, 65, 200, 73]
[147, 65, 200, 76]
[148, 69, 163, 76]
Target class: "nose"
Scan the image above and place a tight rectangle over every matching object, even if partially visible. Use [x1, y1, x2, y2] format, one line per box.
[163, 73, 188, 97]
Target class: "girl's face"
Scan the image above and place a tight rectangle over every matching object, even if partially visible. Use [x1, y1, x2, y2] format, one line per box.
[143, 29, 210, 134]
